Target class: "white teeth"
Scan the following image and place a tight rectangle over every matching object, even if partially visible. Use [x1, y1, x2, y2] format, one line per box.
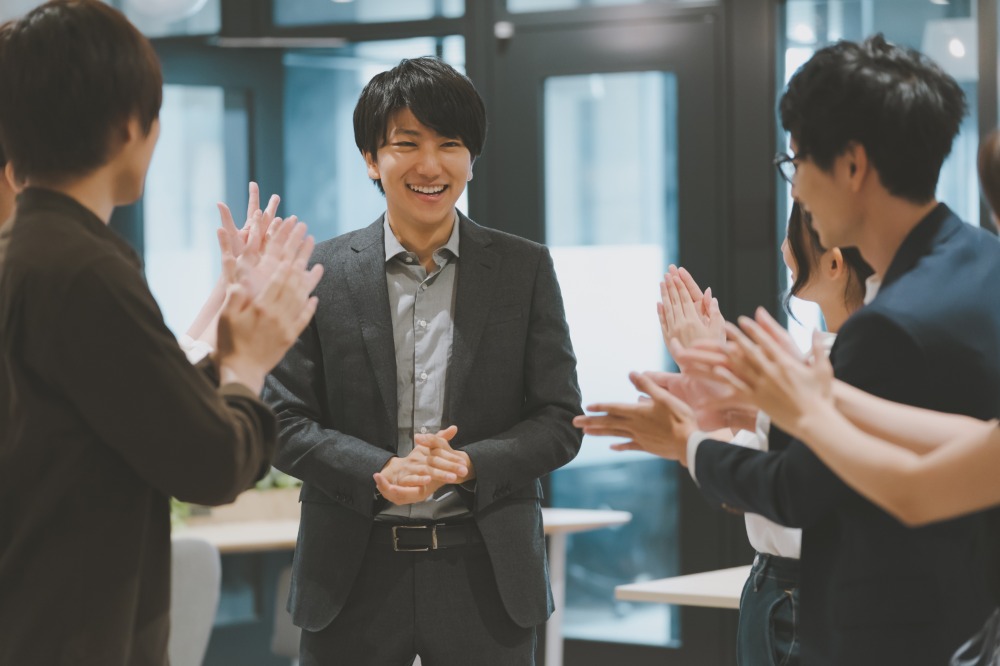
[409, 184, 445, 195]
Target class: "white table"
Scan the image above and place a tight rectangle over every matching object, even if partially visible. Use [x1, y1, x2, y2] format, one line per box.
[614, 565, 750, 610]
[175, 496, 631, 666]
[540, 508, 632, 666]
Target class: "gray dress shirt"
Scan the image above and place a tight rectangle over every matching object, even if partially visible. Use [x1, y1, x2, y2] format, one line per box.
[377, 215, 472, 522]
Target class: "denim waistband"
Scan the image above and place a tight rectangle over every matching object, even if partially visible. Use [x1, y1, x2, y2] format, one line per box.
[752, 552, 800, 586]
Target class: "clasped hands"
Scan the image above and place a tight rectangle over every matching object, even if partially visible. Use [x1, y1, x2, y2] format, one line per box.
[374, 426, 476, 505]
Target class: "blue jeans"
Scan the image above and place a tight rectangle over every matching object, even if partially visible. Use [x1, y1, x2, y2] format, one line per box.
[737, 553, 800, 666]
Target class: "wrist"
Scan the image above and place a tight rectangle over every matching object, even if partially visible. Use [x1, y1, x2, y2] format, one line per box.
[678, 424, 696, 467]
[792, 400, 839, 443]
[218, 359, 266, 395]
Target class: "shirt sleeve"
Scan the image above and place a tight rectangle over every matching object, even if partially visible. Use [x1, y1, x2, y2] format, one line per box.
[35, 256, 276, 506]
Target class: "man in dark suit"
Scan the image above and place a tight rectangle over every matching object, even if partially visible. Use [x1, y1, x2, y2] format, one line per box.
[577, 36, 1000, 665]
[265, 57, 582, 666]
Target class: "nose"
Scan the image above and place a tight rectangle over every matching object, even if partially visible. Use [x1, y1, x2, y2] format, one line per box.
[415, 146, 442, 176]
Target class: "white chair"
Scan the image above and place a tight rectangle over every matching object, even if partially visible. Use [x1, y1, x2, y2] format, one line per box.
[169, 536, 222, 666]
[272, 565, 300, 664]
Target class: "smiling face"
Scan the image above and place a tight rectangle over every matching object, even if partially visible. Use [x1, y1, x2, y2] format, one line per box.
[365, 108, 472, 235]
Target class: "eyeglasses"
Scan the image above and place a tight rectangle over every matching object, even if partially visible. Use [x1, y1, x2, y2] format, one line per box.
[773, 150, 806, 185]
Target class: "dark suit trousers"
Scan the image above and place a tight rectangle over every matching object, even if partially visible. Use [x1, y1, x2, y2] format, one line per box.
[299, 532, 537, 666]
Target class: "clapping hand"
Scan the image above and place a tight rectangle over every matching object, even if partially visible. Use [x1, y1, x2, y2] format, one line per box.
[658, 265, 723, 349]
[694, 308, 834, 439]
[573, 372, 698, 466]
[216, 181, 280, 261]
[215, 234, 324, 394]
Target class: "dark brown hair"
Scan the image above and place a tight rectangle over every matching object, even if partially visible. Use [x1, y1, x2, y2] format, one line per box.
[784, 201, 874, 316]
[977, 129, 1000, 232]
[0, 0, 162, 183]
[353, 57, 486, 194]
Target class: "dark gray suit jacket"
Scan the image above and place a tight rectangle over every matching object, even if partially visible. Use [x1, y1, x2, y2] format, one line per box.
[264, 213, 583, 631]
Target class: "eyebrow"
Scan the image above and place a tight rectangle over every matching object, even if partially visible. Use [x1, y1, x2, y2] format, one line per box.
[389, 128, 422, 138]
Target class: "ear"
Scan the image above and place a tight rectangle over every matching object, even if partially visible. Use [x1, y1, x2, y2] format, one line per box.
[363, 151, 380, 181]
[4, 162, 20, 190]
[825, 247, 846, 279]
[844, 141, 869, 192]
[123, 116, 140, 144]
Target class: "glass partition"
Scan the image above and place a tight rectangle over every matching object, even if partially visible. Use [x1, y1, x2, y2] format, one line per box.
[282, 36, 466, 242]
[275, 0, 462, 27]
[143, 85, 235, 335]
[508, 0, 709, 14]
[121, 0, 220, 36]
[545, 70, 681, 648]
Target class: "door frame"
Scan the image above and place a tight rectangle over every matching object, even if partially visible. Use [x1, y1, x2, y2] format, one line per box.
[484, 5, 748, 664]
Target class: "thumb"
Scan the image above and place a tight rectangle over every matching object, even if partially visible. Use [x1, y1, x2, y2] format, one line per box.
[436, 425, 459, 441]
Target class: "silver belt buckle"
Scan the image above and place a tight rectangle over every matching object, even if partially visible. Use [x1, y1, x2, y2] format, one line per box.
[392, 524, 438, 552]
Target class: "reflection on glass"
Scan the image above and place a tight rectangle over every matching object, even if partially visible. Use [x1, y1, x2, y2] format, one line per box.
[0, 0, 45, 22]
[545, 71, 680, 647]
[282, 37, 466, 242]
[143, 86, 229, 335]
[275, 0, 462, 26]
[508, 0, 705, 14]
[121, 0, 220, 37]
[780, 0, 978, 347]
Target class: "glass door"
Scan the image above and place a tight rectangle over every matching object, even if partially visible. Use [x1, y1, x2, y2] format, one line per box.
[489, 10, 733, 666]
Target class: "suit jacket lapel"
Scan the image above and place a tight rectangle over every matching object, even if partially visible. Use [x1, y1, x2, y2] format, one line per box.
[447, 214, 500, 421]
[345, 217, 398, 433]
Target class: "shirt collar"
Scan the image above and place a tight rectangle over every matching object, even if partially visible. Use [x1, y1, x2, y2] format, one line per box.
[383, 212, 461, 264]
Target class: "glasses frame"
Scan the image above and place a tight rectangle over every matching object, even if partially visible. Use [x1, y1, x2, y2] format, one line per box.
[773, 150, 806, 185]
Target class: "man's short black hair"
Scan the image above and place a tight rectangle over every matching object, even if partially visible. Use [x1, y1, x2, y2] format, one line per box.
[0, 0, 162, 184]
[779, 34, 966, 204]
[353, 56, 487, 193]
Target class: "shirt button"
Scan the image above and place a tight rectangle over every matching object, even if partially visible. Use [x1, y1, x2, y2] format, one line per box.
[420, 426, 428, 434]
[419, 320, 427, 328]
[420, 284, 427, 291]
[420, 372, 428, 381]
[405, 256, 414, 264]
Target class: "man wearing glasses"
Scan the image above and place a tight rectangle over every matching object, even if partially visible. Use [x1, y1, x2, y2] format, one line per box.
[581, 35, 1000, 666]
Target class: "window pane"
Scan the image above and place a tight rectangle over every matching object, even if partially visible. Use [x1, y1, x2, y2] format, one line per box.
[282, 37, 466, 241]
[0, 0, 46, 21]
[507, 0, 707, 14]
[120, 0, 220, 37]
[274, 0, 462, 27]
[779, 0, 978, 347]
[545, 71, 680, 648]
[143, 85, 233, 335]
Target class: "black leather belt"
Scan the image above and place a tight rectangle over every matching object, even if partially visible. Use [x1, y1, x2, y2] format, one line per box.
[371, 522, 483, 552]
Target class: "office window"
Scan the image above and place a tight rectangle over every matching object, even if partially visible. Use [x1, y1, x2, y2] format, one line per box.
[143, 85, 234, 336]
[119, 0, 220, 36]
[545, 71, 681, 647]
[779, 0, 979, 347]
[282, 37, 466, 242]
[507, 0, 708, 14]
[274, 0, 462, 26]
[0, 0, 46, 21]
